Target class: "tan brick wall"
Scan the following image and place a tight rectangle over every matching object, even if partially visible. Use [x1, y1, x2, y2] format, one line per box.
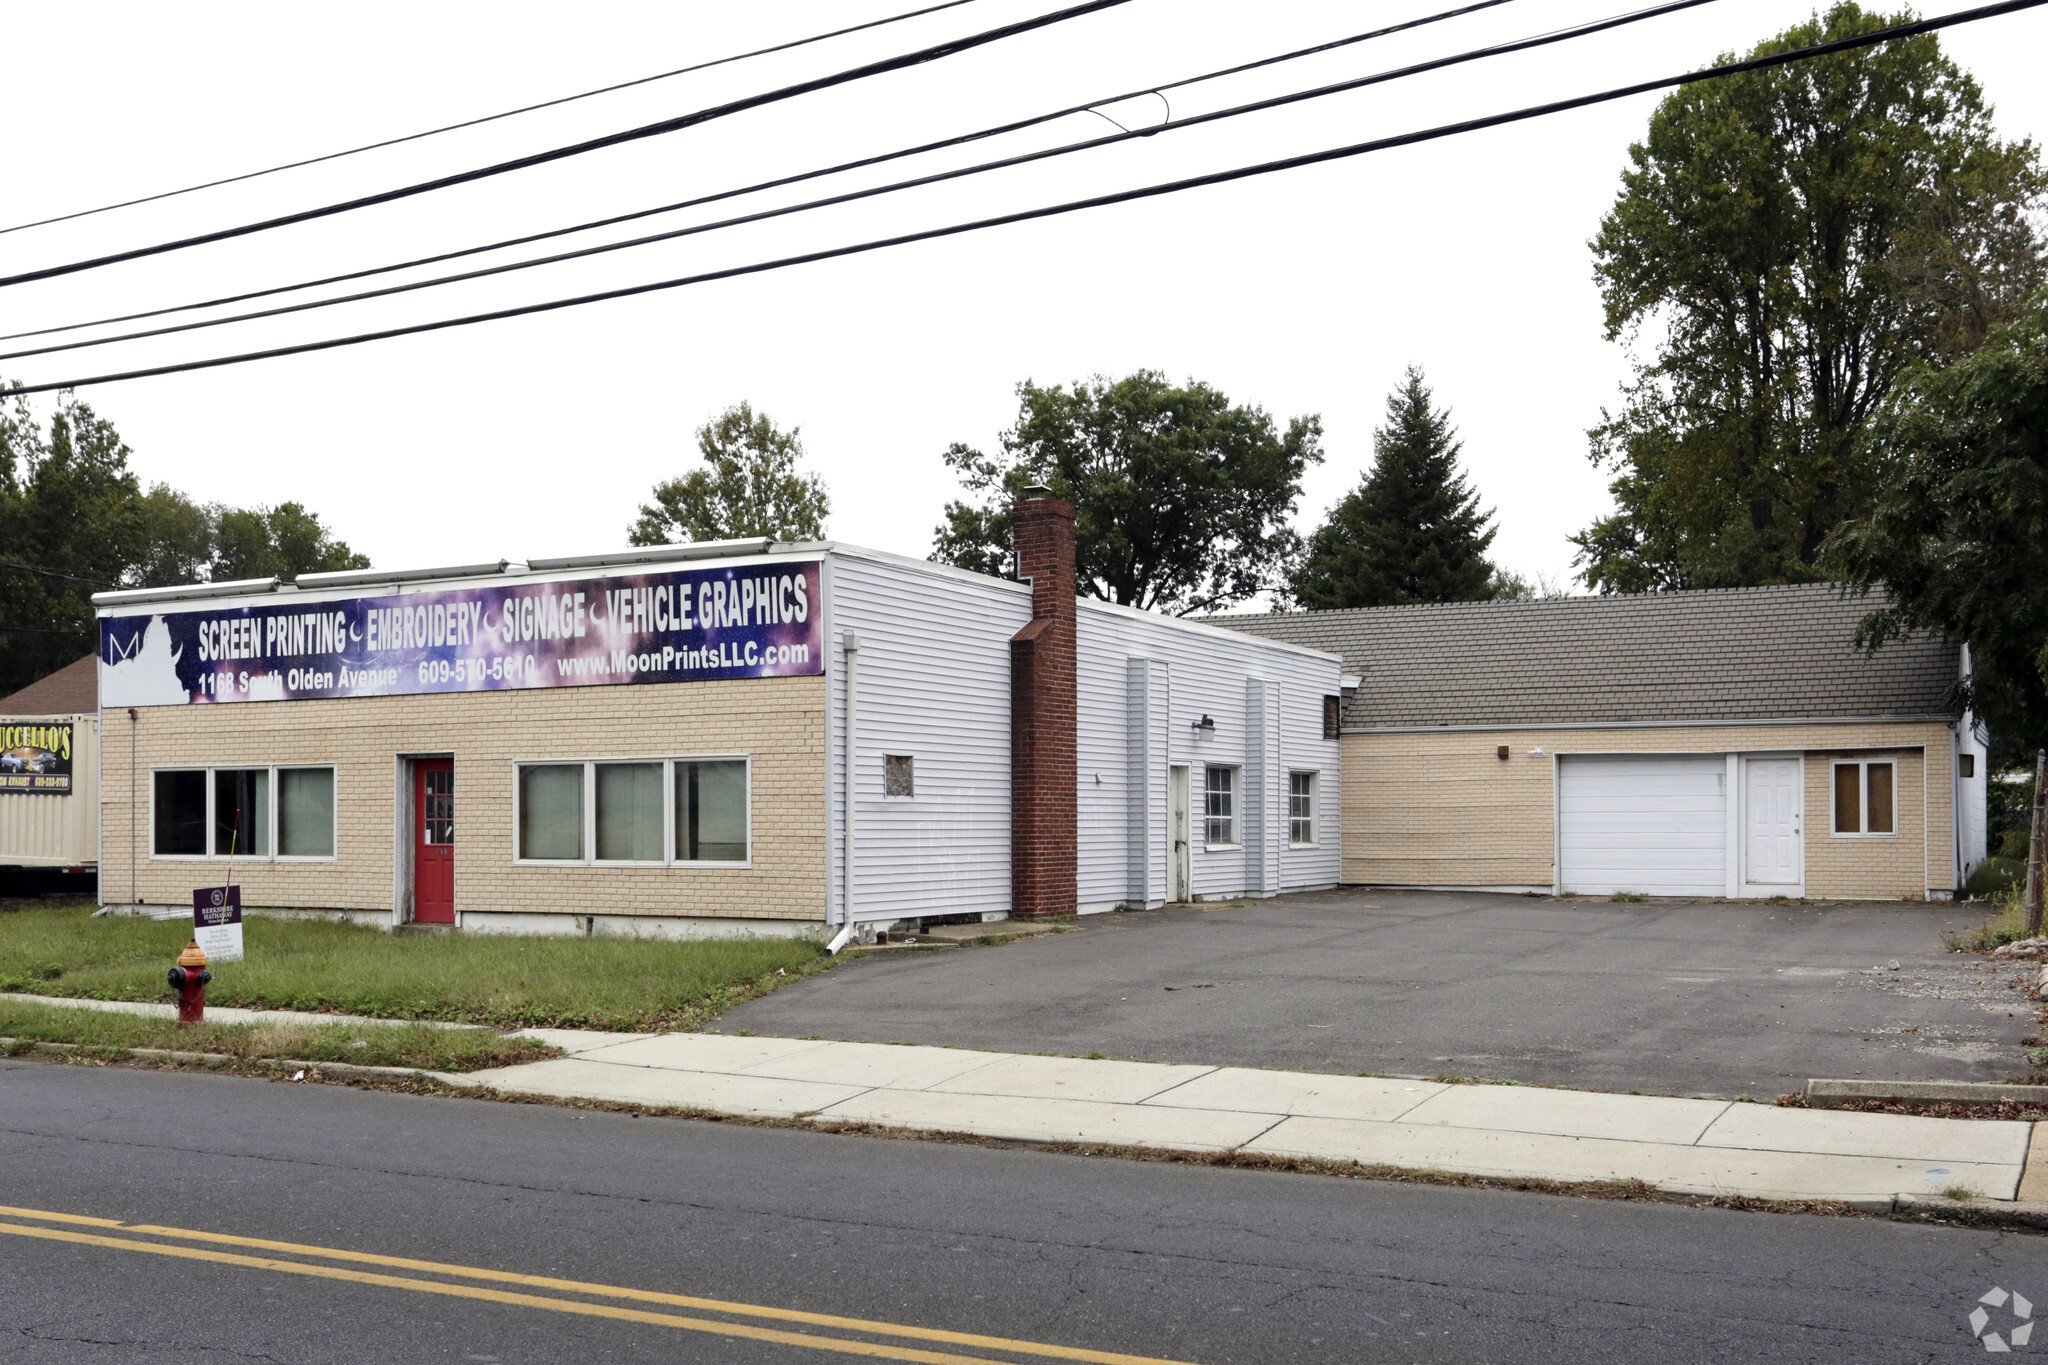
[1803, 746, 1931, 900]
[100, 677, 827, 921]
[1342, 721, 1955, 899]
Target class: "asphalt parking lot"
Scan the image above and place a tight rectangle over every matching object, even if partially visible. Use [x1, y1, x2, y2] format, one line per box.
[719, 887, 2039, 1096]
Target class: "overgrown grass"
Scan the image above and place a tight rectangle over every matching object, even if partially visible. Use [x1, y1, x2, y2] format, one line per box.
[0, 906, 827, 1030]
[1951, 878, 2035, 952]
[0, 997, 561, 1071]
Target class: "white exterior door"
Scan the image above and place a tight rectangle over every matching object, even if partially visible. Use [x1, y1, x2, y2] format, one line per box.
[1169, 764, 1191, 902]
[1744, 757, 1803, 888]
[1557, 754, 1727, 897]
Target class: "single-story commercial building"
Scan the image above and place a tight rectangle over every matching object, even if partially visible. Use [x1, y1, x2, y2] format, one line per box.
[93, 493, 1341, 939]
[1220, 584, 1987, 901]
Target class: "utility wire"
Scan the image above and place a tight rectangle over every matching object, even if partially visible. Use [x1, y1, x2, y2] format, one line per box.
[0, 559, 116, 586]
[0, 0, 1699, 362]
[0, 0, 1133, 289]
[0, 0, 1521, 347]
[0, 0, 987, 239]
[5, 0, 2037, 398]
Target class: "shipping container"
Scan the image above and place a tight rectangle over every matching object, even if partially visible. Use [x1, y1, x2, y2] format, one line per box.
[0, 711, 99, 873]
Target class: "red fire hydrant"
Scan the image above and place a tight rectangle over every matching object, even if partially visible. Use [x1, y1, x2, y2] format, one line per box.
[168, 940, 211, 1026]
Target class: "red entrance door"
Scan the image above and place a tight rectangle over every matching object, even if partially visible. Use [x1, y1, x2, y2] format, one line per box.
[413, 760, 455, 924]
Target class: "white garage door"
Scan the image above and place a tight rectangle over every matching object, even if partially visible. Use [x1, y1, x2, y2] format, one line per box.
[1557, 754, 1726, 897]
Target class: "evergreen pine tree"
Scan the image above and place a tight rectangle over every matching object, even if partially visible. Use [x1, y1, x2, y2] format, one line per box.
[1290, 368, 1500, 609]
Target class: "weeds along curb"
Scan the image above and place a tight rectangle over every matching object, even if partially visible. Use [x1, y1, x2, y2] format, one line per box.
[0, 1036, 467, 1084]
[11, 1043, 2036, 1235]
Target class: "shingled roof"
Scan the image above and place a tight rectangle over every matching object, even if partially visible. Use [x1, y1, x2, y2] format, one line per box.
[0, 654, 97, 716]
[1213, 584, 1958, 729]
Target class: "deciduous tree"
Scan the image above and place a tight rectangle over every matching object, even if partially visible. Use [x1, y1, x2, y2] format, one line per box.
[932, 372, 1321, 615]
[1574, 3, 2045, 591]
[1824, 293, 2048, 755]
[630, 402, 829, 545]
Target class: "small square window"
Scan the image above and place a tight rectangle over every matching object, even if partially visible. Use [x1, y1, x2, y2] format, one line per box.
[884, 754, 915, 798]
[1960, 753, 1976, 779]
[1322, 695, 1342, 741]
[1832, 759, 1897, 838]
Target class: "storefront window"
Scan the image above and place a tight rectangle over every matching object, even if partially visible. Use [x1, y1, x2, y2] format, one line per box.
[278, 767, 336, 858]
[213, 768, 269, 857]
[153, 770, 207, 855]
[678, 759, 748, 862]
[596, 762, 664, 862]
[519, 764, 585, 860]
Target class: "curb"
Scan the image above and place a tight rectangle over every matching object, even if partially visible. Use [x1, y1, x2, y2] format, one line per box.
[0, 1036, 479, 1086]
[1806, 1078, 2048, 1107]
[11, 1042, 2042, 1227]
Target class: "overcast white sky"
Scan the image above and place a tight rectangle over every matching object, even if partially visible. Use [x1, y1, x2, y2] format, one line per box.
[2, 0, 2042, 594]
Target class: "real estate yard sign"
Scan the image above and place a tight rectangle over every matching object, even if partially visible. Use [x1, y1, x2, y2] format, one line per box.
[192, 886, 244, 963]
[0, 721, 72, 794]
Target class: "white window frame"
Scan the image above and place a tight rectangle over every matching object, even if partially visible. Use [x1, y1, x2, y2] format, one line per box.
[1289, 770, 1319, 847]
[1204, 764, 1239, 850]
[146, 763, 339, 863]
[513, 755, 753, 868]
[1830, 758, 1898, 839]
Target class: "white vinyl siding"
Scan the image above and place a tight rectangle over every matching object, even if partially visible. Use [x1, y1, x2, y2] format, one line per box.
[1076, 599, 1342, 909]
[825, 550, 1031, 924]
[1557, 754, 1727, 897]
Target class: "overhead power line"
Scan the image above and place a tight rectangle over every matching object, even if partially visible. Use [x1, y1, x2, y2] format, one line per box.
[4, 0, 2038, 398]
[0, 0, 1523, 347]
[0, 0, 1133, 290]
[9, 0, 1649, 363]
[0, 0, 986, 239]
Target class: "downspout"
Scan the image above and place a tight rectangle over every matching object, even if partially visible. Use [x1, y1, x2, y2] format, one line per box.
[827, 631, 860, 953]
[1954, 642, 1973, 894]
[128, 706, 138, 907]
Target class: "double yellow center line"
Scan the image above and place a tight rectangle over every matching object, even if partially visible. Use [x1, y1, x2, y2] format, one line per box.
[0, 1203, 1201, 1365]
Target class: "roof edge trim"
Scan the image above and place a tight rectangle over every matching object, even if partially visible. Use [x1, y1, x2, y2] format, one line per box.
[91, 576, 281, 608]
[1343, 714, 1957, 735]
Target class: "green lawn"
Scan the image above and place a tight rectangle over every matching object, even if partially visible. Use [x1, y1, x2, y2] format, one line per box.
[0, 905, 827, 1030]
[0, 997, 559, 1072]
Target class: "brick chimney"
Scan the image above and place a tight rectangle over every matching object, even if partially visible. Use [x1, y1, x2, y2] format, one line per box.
[1010, 487, 1078, 920]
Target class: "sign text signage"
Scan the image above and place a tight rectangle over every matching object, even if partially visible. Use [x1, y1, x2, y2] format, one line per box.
[192, 886, 245, 963]
[0, 721, 73, 793]
[99, 559, 824, 707]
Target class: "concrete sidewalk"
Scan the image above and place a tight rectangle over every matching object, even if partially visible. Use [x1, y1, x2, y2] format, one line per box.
[471, 1030, 2042, 1207]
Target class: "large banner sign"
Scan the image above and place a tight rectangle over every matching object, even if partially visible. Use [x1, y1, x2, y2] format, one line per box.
[0, 721, 72, 793]
[99, 560, 823, 707]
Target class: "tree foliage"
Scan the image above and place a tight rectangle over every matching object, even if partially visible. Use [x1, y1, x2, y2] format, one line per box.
[0, 386, 368, 694]
[1574, 3, 2045, 592]
[212, 502, 369, 582]
[1290, 367, 1501, 608]
[1824, 292, 2048, 754]
[931, 372, 1321, 615]
[630, 402, 829, 545]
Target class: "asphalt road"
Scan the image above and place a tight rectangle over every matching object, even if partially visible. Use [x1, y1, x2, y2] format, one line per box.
[723, 888, 2036, 1095]
[3, 1058, 2044, 1363]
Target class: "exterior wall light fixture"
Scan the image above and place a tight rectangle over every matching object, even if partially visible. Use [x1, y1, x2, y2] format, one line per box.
[1192, 715, 1216, 735]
